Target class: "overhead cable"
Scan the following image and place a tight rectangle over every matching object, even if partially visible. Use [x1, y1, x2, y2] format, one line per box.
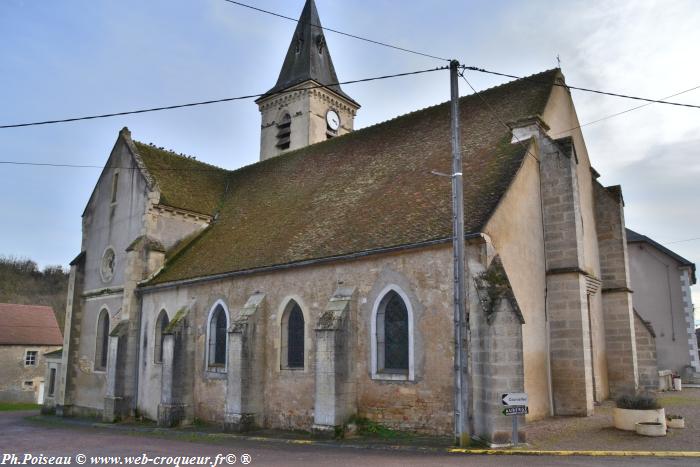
[221, 0, 450, 62]
[0, 67, 446, 129]
[462, 66, 700, 110]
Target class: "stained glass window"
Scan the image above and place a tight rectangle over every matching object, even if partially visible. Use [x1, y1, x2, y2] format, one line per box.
[287, 304, 305, 368]
[383, 292, 408, 371]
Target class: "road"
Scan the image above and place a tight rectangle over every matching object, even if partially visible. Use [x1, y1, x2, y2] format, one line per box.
[0, 411, 695, 467]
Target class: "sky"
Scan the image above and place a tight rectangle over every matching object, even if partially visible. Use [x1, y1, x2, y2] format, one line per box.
[1, 0, 698, 323]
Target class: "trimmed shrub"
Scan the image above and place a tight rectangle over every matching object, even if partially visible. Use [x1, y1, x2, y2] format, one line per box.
[615, 392, 660, 410]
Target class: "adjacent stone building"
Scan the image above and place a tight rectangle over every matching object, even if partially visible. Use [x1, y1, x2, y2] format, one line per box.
[626, 228, 699, 377]
[0, 303, 63, 403]
[52, 0, 652, 445]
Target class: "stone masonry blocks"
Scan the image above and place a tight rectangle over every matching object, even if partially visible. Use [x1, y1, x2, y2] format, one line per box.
[546, 272, 593, 416]
[313, 287, 356, 434]
[224, 293, 266, 432]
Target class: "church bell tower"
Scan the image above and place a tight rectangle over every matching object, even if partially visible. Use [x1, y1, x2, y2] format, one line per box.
[256, 0, 360, 161]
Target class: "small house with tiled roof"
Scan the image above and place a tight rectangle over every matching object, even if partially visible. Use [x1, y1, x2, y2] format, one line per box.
[54, 0, 649, 445]
[0, 303, 63, 404]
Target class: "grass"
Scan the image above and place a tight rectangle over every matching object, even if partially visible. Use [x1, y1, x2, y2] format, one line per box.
[0, 402, 40, 412]
[348, 416, 414, 440]
[658, 394, 700, 407]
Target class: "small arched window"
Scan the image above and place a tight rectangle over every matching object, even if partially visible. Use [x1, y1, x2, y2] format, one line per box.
[207, 303, 229, 370]
[372, 287, 414, 380]
[95, 308, 110, 371]
[154, 309, 169, 364]
[276, 113, 291, 150]
[281, 300, 305, 369]
[380, 291, 408, 371]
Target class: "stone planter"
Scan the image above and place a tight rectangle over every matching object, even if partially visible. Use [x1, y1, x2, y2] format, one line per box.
[667, 417, 685, 429]
[613, 407, 665, 431]
[635, 422, 666, 437]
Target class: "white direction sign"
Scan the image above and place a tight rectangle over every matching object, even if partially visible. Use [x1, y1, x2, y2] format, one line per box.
[502, 392, 528, 406]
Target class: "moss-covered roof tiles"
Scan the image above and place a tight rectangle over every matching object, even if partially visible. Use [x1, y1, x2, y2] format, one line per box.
[146, 69, 560, 285]
[134, 142, 229, 216]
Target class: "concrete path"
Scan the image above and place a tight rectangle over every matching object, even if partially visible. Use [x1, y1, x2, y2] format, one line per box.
[527, 388, 700, 451]
[0, 411, 696, 467]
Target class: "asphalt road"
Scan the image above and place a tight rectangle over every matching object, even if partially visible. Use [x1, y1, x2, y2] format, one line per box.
[0, 411, 696, 467]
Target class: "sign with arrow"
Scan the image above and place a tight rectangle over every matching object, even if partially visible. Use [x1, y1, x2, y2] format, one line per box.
[502, 392, 528, 406]
[502, 406, 528, 416]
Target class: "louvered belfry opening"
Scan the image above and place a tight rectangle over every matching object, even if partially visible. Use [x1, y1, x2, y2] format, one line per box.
[276, 113, 291, 150]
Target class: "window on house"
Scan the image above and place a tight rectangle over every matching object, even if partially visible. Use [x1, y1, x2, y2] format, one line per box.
[95, 309, 110, 371]
[110, 171, 119, 204]
[276, 113, 291, 150]
[375, 290, 410, 375]
[207, 303, 228, 370]
[154, 309, 169, 364]
[24, 381, 34, 389]
[24, 350, 38, 366]
[48, 368, 56, 397]
[281, 301, 305, 369]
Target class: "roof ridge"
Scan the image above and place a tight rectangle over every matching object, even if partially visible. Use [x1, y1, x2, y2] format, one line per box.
[132, 140, 229, 172]
[136, 68, 561, 180]
[240, 68, 561, 168]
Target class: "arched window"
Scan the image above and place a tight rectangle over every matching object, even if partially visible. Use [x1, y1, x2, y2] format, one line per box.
[154, 309, 169, 364]
[281, 300, 305, 369]
[207, 302, 229, 371]
[372, 286, 414, 380]
[95, 308, 110, 371]
[276, 113, 291, 150]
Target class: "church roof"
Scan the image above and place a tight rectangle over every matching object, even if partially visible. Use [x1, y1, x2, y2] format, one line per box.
[134, 142, 229, 216]
[141, 68, 561, 286]
[258, 0, 357, 105]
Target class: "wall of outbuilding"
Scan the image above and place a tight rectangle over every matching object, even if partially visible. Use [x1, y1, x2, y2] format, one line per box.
[0, 345, 60, 403]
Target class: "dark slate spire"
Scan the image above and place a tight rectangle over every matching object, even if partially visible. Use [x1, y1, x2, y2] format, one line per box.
[261, 0, 357, 105]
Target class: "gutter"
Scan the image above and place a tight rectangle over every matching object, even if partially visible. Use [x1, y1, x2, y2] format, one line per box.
[137, 233, 484, 294]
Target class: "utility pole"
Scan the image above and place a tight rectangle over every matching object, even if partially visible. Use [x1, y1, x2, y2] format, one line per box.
[450, 59, 471, 446]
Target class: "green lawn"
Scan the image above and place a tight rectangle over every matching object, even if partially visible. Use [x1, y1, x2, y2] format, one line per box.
[0, 402, 40, 411]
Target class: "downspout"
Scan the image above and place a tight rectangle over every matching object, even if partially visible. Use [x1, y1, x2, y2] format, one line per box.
[665, 265, 676, 341]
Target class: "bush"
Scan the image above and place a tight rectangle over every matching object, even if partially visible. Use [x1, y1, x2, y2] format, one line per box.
[615, 392, 660, 410]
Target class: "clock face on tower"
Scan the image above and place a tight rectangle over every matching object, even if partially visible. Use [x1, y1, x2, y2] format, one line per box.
[326, 110, 340, 131]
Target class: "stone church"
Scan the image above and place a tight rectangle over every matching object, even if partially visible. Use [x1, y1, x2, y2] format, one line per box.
[51, 0, 650, 445]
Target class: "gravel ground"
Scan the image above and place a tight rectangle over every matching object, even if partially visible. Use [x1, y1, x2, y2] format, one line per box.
[525, 388, 700, 451]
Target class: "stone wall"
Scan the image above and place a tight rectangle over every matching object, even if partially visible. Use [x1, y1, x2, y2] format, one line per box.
[257, 85, 358, 161]
[483, 150, 550, 420]
[633, 311, 657, 391]
[594, 183, 638, 396]
[470, 254, 526, 445]
[537, 132, 594, 416]
[139, 245, 457, 435]
[0, 345, 60, 403]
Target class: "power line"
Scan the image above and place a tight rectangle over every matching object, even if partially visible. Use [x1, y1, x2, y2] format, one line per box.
[462, 66, 700, 110]
[0, 66, 446, 129]
[458, 70, 538, 164]
[459, 68, 700, 253]
[664, 236, 700, 245]
[554, 84, 700, 136]
[221, 0, 449, 62]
